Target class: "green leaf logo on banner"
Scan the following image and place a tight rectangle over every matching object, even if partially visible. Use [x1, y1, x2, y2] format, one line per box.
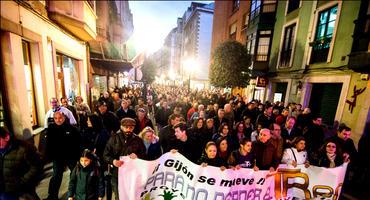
[159, 190, 177, 200]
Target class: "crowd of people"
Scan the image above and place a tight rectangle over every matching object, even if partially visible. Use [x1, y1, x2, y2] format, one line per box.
[1, 84, 369, 200]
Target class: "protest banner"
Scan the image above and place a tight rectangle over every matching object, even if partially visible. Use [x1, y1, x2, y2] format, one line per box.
[118, 152, 347, 200]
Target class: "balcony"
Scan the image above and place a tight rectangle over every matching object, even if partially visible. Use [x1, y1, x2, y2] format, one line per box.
[309, 37, 332, 64]
[348, 52, 370, 73]
[48, 1, 97, 41]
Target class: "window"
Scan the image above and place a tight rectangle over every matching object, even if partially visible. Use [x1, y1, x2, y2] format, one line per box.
[87, 0, 95, 11]
[310, 5, 338, 63]
[250, 0, 261, 21]
[287, 0, 300, 14]
[242, 13, 249, 29]
[280, 23, 296, 67]
[22, 41, 38, 128]
[262, 0, 277, 13]
[247, 33, 256, 55]
[256, 30, 272, 61]
[232, 0, 240, 12]
[56, 54, 80, 103]
[229, 22, 237, 40]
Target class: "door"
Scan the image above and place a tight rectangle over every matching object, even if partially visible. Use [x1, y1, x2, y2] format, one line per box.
[274, 82, 288, 103]
[309, 83, 342, 126]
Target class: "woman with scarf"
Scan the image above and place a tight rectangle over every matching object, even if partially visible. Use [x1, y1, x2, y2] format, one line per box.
[312, 139, 349, 168]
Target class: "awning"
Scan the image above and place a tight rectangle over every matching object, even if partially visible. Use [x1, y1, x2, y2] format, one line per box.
[90, 58, 132, 75]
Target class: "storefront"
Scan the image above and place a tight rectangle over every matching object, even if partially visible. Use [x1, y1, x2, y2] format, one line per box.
[56, 53, 81, 103]
[0, 1, 89, 138]
[90, 58, 132, 104]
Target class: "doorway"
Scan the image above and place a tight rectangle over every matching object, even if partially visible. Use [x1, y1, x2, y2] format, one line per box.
[309, 83, 342, 126]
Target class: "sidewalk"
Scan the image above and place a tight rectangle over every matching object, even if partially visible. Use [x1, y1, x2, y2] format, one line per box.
[36, 163, 114, 200]
[36, 163, 69, 200]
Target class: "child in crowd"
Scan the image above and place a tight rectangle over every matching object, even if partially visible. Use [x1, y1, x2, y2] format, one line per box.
[68, 149, 105, 200]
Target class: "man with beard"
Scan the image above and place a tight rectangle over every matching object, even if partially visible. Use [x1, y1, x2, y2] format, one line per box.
[103, 117, 146, 200]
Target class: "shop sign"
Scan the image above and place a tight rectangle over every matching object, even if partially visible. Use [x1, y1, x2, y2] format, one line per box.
[256, 76, 268, 87]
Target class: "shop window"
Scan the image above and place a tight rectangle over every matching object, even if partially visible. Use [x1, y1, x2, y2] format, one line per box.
[92, 75, 107, 103]
[310, 5, 338, 63]
[56, 54, 80, 103]
[280, 23, 296, 68]
[22, 41, 38, 128]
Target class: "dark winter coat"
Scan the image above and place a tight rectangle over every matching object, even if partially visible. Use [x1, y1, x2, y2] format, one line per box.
[96, 111, 120, 134]
[46, 122, 81, 161]
[103, 130, 146, 178]
[253, 140, 279, 170]
[68, 164, 105, 200]
[159, 125, 177, 153]
[197, 154, 226, 167]
[313, 152, 344, 168]
[0, 140, 43, 193]
[115, 107, 137, 121]
[144, 140, 162, 161]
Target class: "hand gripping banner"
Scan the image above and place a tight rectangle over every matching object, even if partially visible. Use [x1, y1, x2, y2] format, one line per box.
[118, 152, 347, 200]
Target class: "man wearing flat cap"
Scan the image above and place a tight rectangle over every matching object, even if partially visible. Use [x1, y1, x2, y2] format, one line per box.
[103, 117, 146, 200]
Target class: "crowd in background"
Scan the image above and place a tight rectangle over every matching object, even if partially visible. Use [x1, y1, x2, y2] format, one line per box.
[1, 84, 369, 200]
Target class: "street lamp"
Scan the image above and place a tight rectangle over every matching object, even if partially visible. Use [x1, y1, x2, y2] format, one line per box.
[183, 58, 198, 90]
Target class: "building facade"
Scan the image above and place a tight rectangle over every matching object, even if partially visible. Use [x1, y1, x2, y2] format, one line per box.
[211, 0, 277, 101]
[0, 0, 96, 141]
[211, 0, 250, 51]
[163, 18, 183, 79]
[88, 1, 133, 104]
[181, 2, 214, 89]
[267, 0, 368, 145]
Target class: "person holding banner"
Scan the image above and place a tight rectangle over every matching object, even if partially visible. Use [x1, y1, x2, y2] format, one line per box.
[228, 138, 256, 169]
[103, 117, 146, 200]
[172, 122, 200, 163]
[312, 139, 349, 168]
[215, 136, 230, 166]
[197, 141, 227, 169]
[138, 126, 162, 160]
[253, 128, 279, 172]
[281, 136, 309, 168]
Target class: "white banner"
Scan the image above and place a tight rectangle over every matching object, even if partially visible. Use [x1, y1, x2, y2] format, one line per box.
[119, 152, 347, 200]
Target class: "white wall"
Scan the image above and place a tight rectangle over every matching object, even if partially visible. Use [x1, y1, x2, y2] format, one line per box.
[196, 11, 213, 81]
